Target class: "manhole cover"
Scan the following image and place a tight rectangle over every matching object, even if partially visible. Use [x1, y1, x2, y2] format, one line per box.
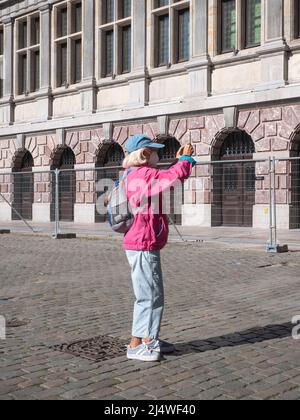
[51, 335, 128, 362]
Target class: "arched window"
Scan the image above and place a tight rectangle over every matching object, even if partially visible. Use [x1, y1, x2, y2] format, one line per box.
[158, 138, 181, 162]
[21, 151, 34, 170]
[220, 131, 255, 158]
[60, 147, 76, 168]
[104, 143, 125, 167]
[13, 149, 34, 172]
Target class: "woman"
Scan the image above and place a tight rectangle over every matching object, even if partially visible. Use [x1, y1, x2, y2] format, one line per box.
[122, 134, 196, 362]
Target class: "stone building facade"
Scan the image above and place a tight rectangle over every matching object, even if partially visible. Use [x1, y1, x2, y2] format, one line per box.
[0, 0, 300, 229]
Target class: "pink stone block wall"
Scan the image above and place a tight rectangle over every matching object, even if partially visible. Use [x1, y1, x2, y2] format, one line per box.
[34, 172, 52, 204]
[65, 128, 104, 166]
[0, 139, 18, 169]
[113, 122, 159, 145]
[0, 107, 300, 214]
[0, 174, 13, 203]
[76, 170, 96, 204]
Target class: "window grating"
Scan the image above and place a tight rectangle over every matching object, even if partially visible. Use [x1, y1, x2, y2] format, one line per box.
[221, 132, 255, 157]
[22, 151, 34, 169]
[60, 148, 76, 167]
[159, 138, 181, 161]
[104, 143, 125, 165]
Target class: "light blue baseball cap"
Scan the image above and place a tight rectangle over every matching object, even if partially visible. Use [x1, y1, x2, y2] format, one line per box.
[125, 134, 165, 153]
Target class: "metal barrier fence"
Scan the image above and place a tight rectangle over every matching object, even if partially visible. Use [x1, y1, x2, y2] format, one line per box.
[275, 156, 300, 251]
[0, 157, 299, 251]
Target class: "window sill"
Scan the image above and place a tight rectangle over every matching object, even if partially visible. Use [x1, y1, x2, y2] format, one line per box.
[97, 74, 131, 88]
[288, 39, 300, 51]
[13, 91, 47, 103]
[0, 98, 11, 106]
[93, 60, 201, 81]
[52, 83, 82, 96]
[149, 62, 188, 78]
[211, 47, 261, 67]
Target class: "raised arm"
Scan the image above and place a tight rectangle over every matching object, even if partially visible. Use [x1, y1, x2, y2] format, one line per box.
[126, 146, 196, 206]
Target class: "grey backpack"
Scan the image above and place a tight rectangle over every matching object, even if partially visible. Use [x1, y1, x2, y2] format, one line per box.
[107, 168, 137, 234]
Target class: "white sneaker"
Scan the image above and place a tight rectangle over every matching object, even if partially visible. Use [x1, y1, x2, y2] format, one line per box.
[142, 339, 175, 354]
[126, 342, 161, 362]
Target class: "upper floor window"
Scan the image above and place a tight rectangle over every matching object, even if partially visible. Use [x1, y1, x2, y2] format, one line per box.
[98, 0, 132, 78]
[153, 0, 190, 67]
[0, 26, 3, 98]
[219, 0, 261, 54]
[220, 0, 237, 53]
[295, 0, 300, 39]
[15, 13, 40, 95]
[54, 0, 82, 88]
[244, 0, 261, 48]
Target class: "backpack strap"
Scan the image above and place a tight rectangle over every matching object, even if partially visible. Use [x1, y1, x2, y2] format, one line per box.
[122, 167, 139, 217]
[121, 167, 137, 184]
[124, 167, 135, 178]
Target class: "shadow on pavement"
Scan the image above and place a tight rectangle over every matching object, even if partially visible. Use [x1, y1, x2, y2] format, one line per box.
[169, 322, 293, 356]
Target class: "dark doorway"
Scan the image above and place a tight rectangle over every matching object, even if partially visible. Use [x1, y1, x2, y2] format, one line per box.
[158, 137, 183, 225]
[51, 147, 76, 222]
[95, 143, 125, 223]
[213, 131, 256, 227]
[291, 140, 300, 229]
[13, 151, 34, 221]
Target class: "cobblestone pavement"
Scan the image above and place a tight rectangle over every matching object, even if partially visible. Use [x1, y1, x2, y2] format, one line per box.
[1, 234, 300, 400]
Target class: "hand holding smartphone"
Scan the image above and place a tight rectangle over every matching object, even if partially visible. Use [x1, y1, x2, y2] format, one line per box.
[176, 145, 195, 159]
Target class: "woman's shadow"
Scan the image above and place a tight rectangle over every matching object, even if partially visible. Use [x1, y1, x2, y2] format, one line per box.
[166, 321, 294, 357]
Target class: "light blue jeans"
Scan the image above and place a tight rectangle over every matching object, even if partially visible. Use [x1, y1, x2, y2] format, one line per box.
[125, 250, 164, 340]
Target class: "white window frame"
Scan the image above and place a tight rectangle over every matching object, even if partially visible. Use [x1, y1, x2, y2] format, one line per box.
[52, 0, 83, 90]
[217, 0, 262, 56]
[96, 0, 133, 80]
[151, 0, 191, 69]
[293, 0, 300, 39]
[14, 12, 41, 97]
[0, 25, 4, 98]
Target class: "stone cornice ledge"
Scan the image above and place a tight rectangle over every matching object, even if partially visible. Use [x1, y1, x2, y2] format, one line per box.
[13, 88, 52, 104]
[186, 56, 213, 71]
[0, 0, 50, 19]
[1, 82, 300, 137]
[211, 52, 260, 68]
[257, 40, 290, 57]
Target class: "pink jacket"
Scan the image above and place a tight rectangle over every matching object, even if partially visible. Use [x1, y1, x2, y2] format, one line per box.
[123, 158, 195, 251]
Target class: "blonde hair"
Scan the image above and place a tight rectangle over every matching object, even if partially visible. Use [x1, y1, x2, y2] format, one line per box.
[122, 148, 151, 169]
